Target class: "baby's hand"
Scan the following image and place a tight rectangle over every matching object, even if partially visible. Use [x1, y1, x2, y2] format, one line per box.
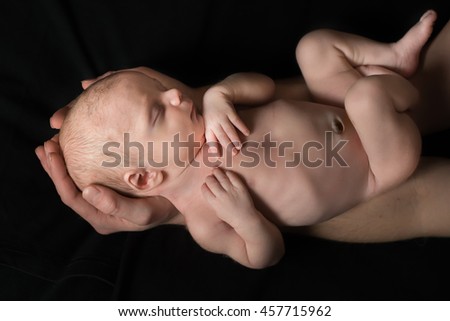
[201, 168, 256, 226]
[203, 87, 250, 156]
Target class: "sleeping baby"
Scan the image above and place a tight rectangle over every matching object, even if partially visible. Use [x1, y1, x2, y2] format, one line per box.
[59, 11, 435, 268]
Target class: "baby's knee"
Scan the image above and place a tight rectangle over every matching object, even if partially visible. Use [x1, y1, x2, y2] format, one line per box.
[345, 76, 384, 109]
[296, 29, 335, 64]
[295, 29, 334, 64]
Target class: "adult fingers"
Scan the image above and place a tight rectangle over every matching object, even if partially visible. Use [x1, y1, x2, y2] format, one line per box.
[82, 185, 160, 227]
[35, 145, 50, 175]
[81, 70, 117, 89]
[36, 144, 119, 234]
[50, 105, 70, 129]
[43, 151, 142, 234]
[43, 138, 61, 155]
[40, 139, 63, 179]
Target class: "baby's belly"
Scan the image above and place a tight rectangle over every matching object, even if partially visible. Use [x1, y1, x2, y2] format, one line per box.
[237, 100, 371, 226]
[257, 163, 368, 226]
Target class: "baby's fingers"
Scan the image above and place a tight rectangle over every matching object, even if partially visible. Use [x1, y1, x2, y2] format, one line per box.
[221, 121, 242, 152]
[201, 182, 215, 202]
[201, 176, 222, 203]
[204, 174, 226, 195]
[205, 129, 220, 154]
[212, 167, 233, 191]
[225, 170, 245, 190]
[213, 126, 237, 156]
[228, 113, 250, 137]
[201, 169, 234, 204]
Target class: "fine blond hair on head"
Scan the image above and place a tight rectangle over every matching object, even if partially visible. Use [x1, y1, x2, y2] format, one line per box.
[59, 74, 138, 196]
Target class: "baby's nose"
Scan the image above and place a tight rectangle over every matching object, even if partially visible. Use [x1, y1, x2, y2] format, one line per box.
[164, 88, 182, 106]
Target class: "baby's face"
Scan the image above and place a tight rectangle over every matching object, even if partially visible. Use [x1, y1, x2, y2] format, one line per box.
[104, 71, 205, 170]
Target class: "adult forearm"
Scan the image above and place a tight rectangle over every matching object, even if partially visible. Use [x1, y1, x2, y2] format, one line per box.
[300, 157, 450, 243]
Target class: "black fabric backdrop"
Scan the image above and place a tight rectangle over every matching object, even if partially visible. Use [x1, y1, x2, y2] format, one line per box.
[1, 0, 449, 300]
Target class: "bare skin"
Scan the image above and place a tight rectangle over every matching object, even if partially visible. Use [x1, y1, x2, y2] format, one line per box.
[301, 157, 450, 242]
[36, 11, 450, 267]
[167, 10, 434, 268]
[306, 13, 450, 242]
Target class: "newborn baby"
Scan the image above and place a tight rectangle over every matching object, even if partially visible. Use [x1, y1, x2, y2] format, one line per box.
[59, 11, 435, 268]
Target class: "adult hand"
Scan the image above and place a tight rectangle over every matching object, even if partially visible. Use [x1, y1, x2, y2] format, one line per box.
[36, 139, 179, 234]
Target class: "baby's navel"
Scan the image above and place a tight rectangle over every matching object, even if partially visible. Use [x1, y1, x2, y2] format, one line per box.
[332, 117, 345, 134]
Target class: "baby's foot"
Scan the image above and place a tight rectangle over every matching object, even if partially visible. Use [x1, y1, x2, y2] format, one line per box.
[392, 10, 437, 77]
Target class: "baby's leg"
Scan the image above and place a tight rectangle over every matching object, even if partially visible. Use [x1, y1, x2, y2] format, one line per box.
[296, 10, 436, 106]
[410, 20, 450, 134]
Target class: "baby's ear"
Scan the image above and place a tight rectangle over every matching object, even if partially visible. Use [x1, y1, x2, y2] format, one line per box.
[124, 168, 163, 193]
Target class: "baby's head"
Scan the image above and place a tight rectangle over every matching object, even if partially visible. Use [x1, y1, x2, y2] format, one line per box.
[59, 71, 205, 197]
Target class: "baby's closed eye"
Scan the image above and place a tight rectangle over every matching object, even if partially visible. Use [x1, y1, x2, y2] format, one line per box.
[150, 103, 164, 126]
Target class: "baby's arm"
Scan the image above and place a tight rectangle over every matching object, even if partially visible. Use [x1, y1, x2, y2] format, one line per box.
[203, 73, 275, 153]
[273, 76, 311, 101]
[345, 74, 421, 195]
[193, 168, 284, 269]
